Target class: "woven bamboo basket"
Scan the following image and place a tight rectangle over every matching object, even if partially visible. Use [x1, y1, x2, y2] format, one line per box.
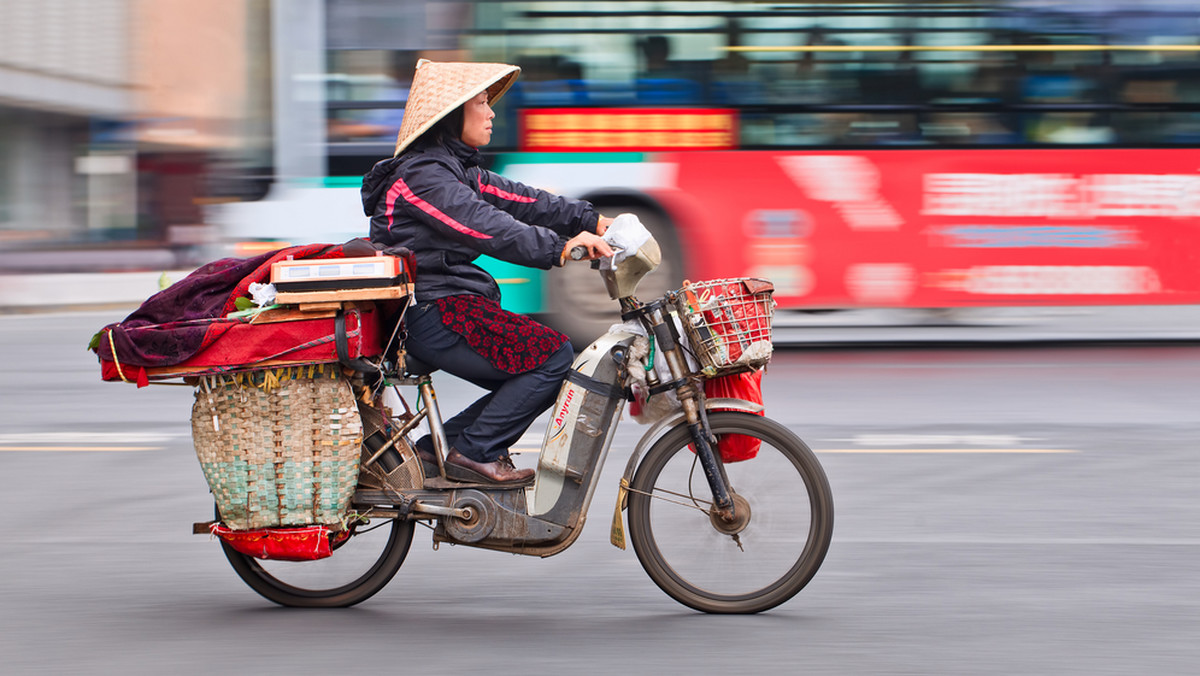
[191, 365, 362, 531]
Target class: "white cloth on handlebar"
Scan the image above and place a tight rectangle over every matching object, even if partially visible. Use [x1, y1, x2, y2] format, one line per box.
[600, 213, 651, 271]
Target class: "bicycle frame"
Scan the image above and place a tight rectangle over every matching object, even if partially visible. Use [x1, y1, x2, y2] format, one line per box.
[356, 291, 743, 557]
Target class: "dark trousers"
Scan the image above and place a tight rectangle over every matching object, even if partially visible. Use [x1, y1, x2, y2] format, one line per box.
[405, 300, 574, 463]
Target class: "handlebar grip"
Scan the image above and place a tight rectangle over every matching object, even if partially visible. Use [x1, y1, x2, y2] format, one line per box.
[569, 245, 588, 261]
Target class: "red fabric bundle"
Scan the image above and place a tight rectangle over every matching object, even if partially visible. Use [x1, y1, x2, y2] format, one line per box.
[210, 523, 339, 561]
[93, 239, 405, 384]
[98, 304, 382, 384]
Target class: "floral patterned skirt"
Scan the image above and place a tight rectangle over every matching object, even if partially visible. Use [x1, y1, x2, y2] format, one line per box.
[434, 294, 569, 374]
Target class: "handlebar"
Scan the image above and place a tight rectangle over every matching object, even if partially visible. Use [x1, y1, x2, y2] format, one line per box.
[569, 244, 623, 262]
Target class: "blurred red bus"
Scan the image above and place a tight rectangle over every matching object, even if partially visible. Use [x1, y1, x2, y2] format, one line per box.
[213, 0, 1200, 341]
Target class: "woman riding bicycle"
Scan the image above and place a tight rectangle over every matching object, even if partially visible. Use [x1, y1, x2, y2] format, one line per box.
[362, 60, 613, 484]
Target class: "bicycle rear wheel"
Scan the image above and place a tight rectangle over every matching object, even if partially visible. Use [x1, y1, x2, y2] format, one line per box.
[220, 513, 415, 608]
[627, 412, 833, 614]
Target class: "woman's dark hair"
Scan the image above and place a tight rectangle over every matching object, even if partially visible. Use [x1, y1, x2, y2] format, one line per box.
[413, 105, 465, 149]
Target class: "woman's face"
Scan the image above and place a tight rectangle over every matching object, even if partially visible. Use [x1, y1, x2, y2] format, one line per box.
[460, 91, 495, 147]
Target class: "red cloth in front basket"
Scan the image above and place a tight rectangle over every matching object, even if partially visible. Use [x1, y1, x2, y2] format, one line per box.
[695, 279, 773, 365]
[210, 523, 335, 561]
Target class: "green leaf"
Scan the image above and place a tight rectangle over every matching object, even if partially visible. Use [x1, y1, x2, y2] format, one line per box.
[234, 296, 255, 311]
[87, 330, 102, 351]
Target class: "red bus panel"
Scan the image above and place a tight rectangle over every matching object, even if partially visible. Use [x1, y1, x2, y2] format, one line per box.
[657, 148, 1200, 308]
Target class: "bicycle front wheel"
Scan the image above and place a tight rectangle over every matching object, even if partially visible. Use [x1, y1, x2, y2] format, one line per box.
[627, 412, 834, 614]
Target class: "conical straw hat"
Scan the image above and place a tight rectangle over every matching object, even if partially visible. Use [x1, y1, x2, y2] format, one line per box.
[393, 59, 521, 156]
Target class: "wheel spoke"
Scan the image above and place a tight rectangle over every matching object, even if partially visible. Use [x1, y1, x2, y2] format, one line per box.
[626, 484, 715, 513]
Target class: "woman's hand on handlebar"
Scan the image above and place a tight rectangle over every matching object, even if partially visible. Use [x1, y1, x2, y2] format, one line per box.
[562, 231, 614, 263]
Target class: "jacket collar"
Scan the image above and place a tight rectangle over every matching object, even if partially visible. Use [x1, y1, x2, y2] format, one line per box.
[446, 137, 483, 167]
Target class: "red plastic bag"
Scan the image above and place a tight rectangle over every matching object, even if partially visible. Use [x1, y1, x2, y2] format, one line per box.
[703, 370, 764, 462]
[210, 523, 337, 561]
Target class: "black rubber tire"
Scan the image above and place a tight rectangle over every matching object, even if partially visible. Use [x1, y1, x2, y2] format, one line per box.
[544, 204, 683, 347]
[220, 515, 415, 608]
[627, 412, 834, 614]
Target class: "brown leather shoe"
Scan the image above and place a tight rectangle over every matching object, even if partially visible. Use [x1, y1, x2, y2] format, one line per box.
[445, 449, 534, 485]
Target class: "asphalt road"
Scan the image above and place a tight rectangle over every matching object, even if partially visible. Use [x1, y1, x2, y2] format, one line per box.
[1, 310, 1198, 675]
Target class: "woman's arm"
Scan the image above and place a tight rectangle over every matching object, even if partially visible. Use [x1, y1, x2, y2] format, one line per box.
[388, 158, 572, 269]
[475, 169, 605, 236]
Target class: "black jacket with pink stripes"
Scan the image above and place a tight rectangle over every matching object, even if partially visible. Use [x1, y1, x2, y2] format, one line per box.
[362, 137, 601, 303]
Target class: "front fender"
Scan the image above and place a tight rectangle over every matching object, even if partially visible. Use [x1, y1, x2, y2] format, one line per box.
[608, 398, 764, 550]
[618, 397, 764, 487]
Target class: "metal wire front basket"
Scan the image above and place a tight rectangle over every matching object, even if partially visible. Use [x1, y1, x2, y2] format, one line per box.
[675, 278, 776, 377]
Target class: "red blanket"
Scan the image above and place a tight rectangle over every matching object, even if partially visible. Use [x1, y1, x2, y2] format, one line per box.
[92, 240, 388, 385]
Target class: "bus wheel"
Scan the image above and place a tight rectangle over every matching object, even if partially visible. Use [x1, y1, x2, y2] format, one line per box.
[545, 205, 682, 347]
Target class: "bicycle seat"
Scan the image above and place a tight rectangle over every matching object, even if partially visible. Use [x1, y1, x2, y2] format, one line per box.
[403, 352, 438, 376]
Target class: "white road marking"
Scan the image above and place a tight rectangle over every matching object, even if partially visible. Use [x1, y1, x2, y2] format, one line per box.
[0, 446, 161, 452]
[0, 432, 181, 452]
[832, 537, 1200, 546]
[0, 432, 180, 444]
[816, 433, 1073, 453]
[816, 448, 1076, 454]
[825, 434, 1041, 446]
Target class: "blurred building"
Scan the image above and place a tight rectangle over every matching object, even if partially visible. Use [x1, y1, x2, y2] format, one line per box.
[0, 0, 253, 270]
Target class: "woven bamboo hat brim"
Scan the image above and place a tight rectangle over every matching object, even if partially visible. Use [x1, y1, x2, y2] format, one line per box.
[393, 59, 521, 156]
